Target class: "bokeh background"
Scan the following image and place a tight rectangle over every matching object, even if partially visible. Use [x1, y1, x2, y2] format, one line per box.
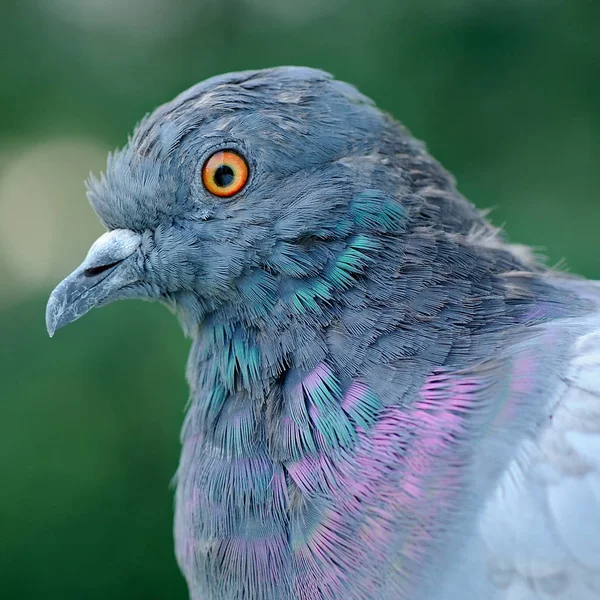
[1, 0, 598, 597]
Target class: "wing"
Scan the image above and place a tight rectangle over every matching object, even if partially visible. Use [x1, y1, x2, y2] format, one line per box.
[474, 286, 600, 599]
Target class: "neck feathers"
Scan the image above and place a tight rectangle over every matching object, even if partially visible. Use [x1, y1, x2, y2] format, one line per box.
[180, 203, 565, 459]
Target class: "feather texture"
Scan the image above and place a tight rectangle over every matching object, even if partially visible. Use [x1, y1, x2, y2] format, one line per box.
[47, 67, 600, 600]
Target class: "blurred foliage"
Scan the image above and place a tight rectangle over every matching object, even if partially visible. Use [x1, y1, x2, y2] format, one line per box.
[0, 0, 598, 598]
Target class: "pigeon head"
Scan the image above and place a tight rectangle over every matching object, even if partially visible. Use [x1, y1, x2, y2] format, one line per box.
[46, 66, 494, 336]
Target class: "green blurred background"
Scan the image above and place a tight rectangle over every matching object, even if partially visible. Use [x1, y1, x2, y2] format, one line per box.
[1, 0, 598, 597]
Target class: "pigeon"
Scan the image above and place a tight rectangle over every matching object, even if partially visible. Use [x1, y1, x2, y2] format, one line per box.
[46, 67, 600, 600]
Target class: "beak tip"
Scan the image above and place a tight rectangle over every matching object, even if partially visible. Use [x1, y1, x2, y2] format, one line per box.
[45, 292, 64, 338]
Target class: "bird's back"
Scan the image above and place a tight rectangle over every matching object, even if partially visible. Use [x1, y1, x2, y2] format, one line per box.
[435, 278, 600, 600]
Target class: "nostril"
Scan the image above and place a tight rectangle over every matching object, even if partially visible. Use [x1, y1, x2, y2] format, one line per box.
[83, 260, 122, 277]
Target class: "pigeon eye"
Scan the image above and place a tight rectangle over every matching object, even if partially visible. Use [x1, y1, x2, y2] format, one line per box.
[201, 150, 249, 197]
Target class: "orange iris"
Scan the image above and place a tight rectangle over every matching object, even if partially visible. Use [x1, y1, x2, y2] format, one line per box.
[201, 150, 249, 197]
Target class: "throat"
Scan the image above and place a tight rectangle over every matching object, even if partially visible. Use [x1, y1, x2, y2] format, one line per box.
[182, 319, 265, 452]
[175, 307, 302, 598]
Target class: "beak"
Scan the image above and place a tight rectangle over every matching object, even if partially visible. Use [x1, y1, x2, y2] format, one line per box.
[46, 229, 143, 336]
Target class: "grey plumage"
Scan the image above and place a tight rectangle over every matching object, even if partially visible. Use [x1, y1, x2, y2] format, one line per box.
[47, 67, 600, 600]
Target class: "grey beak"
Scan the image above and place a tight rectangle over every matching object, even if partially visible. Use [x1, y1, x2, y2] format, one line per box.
[46, 229, 142, 336]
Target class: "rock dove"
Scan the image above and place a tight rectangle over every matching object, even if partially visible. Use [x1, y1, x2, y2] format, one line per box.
[46, 67, 600, 600]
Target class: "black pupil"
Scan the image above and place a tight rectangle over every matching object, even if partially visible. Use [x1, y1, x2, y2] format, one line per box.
[213, 164, 235, 188]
